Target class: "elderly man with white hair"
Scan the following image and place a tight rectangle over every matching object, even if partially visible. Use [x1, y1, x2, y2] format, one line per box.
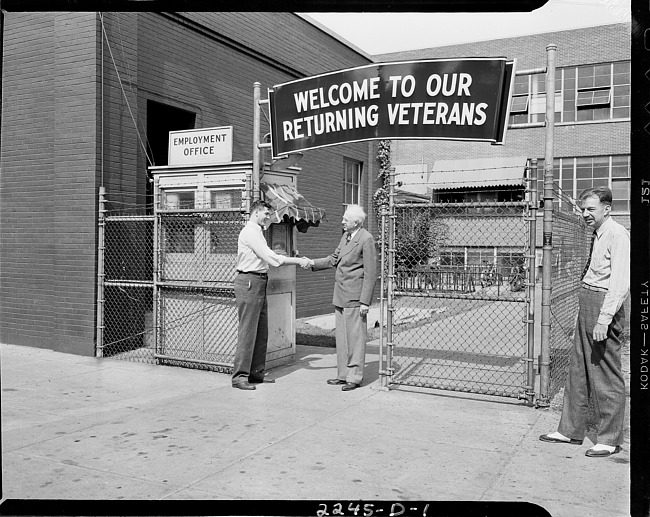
[304, 204, 377, 391]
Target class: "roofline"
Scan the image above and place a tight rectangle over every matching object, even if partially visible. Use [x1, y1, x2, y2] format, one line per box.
[295, 13, 374, 62]
[373, 21, 630, 58]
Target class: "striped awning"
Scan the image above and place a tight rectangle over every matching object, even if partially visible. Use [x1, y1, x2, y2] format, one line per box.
[261, 182, 327, 233]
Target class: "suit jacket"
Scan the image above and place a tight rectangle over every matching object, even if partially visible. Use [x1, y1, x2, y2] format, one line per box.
[312, 227, 377, 308]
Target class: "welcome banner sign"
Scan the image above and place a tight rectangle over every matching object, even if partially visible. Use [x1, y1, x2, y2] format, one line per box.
[269, 58, 515, 157]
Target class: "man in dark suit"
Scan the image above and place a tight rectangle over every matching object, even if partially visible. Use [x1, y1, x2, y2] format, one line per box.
[304, 204, 377, 391]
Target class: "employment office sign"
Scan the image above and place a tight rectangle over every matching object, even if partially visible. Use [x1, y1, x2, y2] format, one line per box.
[269, 58, 515, 157]
[168, 126, 233, 166]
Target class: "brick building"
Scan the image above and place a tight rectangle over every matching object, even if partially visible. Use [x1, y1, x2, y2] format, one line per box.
[0, 12, 379, 355]
[375, 23, 631, 230]
[0, 15, 630, 357]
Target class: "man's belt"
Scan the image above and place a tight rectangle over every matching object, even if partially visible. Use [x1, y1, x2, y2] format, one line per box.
[237, 270, 268, 277]
[582, 283, 607, 292]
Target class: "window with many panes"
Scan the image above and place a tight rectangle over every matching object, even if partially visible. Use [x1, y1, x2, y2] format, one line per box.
[509, 61, 630, 125]
[344, 159, 362, 206]
[537, 155, 630, 213]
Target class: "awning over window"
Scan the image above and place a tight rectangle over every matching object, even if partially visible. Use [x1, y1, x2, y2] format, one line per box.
[428, 156, 529, 190]
[261, 182, 327, 233]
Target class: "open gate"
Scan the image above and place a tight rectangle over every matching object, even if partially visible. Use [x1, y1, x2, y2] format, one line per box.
[380, 164, 538, 401]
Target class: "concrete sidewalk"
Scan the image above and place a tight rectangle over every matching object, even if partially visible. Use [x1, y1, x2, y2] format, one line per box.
[0, 342, 630, 516]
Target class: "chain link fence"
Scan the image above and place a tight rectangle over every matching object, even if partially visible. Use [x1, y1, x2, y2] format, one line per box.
[99, 197, 155, 363]
[546, 192, 591, 401]
[385, 197, 535, 399]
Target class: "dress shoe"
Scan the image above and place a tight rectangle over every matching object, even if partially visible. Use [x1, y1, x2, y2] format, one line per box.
[249, 377, 275, 384]
[327, 379, 346, 385]
[585, 445, 622, 457]
[232, 381, 256, 390]
[539, 433, 582, 445]
[342, 382, 360, 391]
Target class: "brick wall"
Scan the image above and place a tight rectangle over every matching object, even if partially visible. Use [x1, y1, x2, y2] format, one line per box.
[1, 12, 99, 354]
[374, 23, 630, 70]
[0, 12, 378, 353]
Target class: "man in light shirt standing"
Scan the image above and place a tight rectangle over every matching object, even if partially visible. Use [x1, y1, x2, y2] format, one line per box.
[540, 186, 630, 457]
[232, 200, 309, 390]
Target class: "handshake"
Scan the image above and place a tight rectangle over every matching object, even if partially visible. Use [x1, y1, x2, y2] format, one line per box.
[298, 256, 314, 269]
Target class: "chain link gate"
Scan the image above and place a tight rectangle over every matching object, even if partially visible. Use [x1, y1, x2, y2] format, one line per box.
[97, 188, 245, 371]
[97, 189, 156, 362]
[381, 170, 538, 400]
[154, 208, 244, 371]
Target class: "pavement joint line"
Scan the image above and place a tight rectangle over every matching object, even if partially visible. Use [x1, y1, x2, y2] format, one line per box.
[477, 409, 547, 500]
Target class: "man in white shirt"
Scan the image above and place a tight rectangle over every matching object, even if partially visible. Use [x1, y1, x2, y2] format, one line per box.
[232, 200, 309, 390]
[540, 186, 630, 457]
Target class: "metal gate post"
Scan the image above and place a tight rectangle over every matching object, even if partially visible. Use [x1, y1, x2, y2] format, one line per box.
[153, 176, 161, 360]
[539, 44, 557, 407]
[386, 167, 396, 384]
[525, 159, 538, 404]
[378, 204, 388, 388]
[252, 82, 262, 202]
[95, 186, 106, 358]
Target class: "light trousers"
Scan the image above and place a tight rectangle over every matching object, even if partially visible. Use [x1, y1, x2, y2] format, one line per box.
[334, 306, 367, 385]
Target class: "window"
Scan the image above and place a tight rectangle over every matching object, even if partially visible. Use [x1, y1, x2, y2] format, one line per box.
[576, 88, 611, 108]
[207, 189, 242, 254]
[209, 188, 242, 210]
[510, 95, 529, 114]
[508, 61, 630, 126]
[611, 155, 631, 212]
[162, 190, 196, 253]
[163, 190, 195, 210]
[538, 155, 630, 213]
[344, 159, 362, 206]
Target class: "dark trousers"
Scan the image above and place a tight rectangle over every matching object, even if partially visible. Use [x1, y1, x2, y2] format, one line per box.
[558, 288, 626, 446]
[232, 274, 268, 385]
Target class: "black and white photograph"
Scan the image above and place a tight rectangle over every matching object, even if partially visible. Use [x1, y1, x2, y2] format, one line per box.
[0, 1, 646, 516]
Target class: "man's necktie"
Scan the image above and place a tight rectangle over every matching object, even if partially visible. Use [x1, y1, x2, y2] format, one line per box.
[580, 231, 597, 280]
[345, 233, 351, 245]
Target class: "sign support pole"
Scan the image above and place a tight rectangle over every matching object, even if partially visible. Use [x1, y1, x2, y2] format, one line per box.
[252, 82, 262, 203]
[539, 44, 557, 407]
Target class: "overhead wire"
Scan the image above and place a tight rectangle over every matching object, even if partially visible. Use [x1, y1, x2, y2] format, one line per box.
[99, 13, 153, 169]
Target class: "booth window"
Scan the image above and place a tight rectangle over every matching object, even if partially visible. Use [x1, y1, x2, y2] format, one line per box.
[209, 188, 242, 210]
[207, 188, 242, 254]
[163, 190, 196, 253]
[268, 223, 290, 256]
[344, 159, 362, 206]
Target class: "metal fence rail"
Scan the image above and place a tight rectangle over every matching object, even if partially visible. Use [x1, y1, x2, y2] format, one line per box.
[385, 199, 534, 400]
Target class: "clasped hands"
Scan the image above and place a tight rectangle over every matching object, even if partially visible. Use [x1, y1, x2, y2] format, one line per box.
[299, 256, 314, 269]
